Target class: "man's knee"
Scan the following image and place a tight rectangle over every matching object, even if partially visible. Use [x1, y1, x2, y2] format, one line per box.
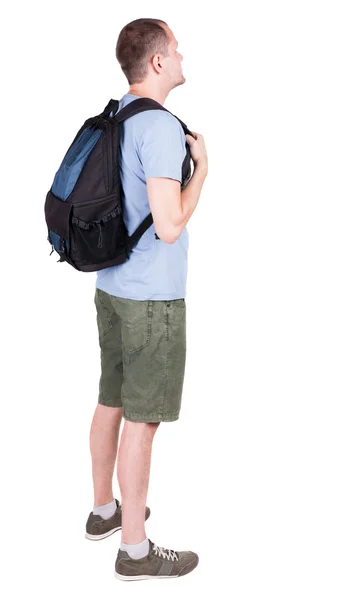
[124, 420, 160, 437]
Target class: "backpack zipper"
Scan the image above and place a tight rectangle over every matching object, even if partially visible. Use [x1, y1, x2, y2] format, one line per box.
[88, 117, 114, 195]
[73, 192, 117, 208]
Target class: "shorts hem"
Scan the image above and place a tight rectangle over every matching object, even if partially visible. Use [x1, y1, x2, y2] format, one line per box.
[98, 396, 123, 408]
[123, 411, 180, 423]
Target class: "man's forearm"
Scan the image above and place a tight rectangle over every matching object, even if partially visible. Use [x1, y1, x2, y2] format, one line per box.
[172, 161, 208, 235]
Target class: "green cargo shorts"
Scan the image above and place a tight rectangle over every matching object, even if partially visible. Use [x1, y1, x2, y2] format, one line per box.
[94, 288, 187, 422]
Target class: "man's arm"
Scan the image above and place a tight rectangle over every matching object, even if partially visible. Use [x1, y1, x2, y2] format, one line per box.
[146, 132, 208, 244]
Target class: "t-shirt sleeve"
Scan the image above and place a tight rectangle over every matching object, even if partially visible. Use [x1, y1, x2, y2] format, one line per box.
[139, 112, 186, 182]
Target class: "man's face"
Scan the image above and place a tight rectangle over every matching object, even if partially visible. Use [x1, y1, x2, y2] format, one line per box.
[162, 28, 186, 89]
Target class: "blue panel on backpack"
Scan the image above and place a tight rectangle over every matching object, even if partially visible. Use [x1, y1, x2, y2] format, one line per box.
[51, 128, 103, 200]
[49, 230, 70, 253]
[49, 230, 61, 252]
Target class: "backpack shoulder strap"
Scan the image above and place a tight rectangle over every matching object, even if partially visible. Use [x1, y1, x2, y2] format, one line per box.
[114, 97, 167, 121]
[113, 97, 193, 136]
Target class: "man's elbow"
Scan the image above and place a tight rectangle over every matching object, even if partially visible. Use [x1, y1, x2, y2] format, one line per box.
[155, 225, 180, 244]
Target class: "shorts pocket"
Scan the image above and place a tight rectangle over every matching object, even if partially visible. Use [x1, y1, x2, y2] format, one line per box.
[122, 300, 153, 357]
[94, 289, 113, 340]
[172, 298, 185, 307]
[165, 298, 186, 309]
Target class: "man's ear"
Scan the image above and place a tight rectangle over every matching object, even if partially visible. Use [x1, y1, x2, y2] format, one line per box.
[152, 54, 163, 74]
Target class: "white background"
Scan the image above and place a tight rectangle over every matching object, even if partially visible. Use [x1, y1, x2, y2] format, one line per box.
[1, 1, 356, 598]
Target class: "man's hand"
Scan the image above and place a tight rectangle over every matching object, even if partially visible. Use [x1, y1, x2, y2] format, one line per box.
[186, 132, 208, 172]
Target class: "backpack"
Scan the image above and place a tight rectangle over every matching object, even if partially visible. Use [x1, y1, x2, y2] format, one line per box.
[44, 97, 193, 272]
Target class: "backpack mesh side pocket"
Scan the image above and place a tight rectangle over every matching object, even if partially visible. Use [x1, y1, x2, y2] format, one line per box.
[70, 203, 129, 266]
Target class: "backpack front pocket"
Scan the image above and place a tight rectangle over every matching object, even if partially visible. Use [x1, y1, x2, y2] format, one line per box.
[70, 199, 128, 266]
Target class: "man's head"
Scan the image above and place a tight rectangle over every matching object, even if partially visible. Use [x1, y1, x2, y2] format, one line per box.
[116, 19, 185, 92]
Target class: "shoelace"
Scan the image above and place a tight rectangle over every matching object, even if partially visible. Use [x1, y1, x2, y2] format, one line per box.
[152, 543, 179, 561]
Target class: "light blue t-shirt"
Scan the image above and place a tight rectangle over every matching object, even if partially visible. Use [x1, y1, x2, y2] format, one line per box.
[95, 94, 189, 300]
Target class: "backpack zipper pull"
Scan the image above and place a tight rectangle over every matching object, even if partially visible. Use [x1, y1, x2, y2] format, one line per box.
[56, 237, 66, 261]
[97, 222, 103, 248]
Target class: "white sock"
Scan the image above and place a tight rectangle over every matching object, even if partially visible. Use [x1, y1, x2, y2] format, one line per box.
[93, 498, 117, 520]
[121, 537, 149, 560]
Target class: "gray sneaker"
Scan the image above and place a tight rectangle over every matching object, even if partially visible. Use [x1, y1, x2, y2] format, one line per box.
[115, 539, 199, 580]
[85, 499, 151, 540]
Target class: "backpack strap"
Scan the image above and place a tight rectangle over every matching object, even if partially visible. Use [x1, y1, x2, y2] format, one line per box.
[113, 97, 193, 136]
[126, 213, 155, 252]
[112, 97, 193, 247]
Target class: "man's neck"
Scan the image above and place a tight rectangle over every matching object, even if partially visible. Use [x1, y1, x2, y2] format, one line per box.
[127, 86, 168, 105]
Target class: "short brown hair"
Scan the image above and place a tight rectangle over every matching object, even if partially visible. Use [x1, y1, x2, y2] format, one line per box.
[116, 18, 170, 84]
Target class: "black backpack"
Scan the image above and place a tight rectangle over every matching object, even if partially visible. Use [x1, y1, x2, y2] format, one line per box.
[44, 97, 193, 272]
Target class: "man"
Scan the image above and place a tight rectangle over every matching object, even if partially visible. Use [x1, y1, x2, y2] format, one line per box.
[85, 18, 208, 581]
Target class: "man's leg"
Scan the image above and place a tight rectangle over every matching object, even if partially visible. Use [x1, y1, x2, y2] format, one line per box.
[89, 403, 123, 506]
[87, 290, 153, 540]
[86, 402, 152, 540]
[113, 299, 199, 578]
[115, 419, 199, 581]
[117, 420, 159, 544]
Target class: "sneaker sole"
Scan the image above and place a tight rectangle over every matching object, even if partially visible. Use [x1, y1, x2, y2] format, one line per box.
[115, 572, 179, 581]
[85, 526, 122, 541]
